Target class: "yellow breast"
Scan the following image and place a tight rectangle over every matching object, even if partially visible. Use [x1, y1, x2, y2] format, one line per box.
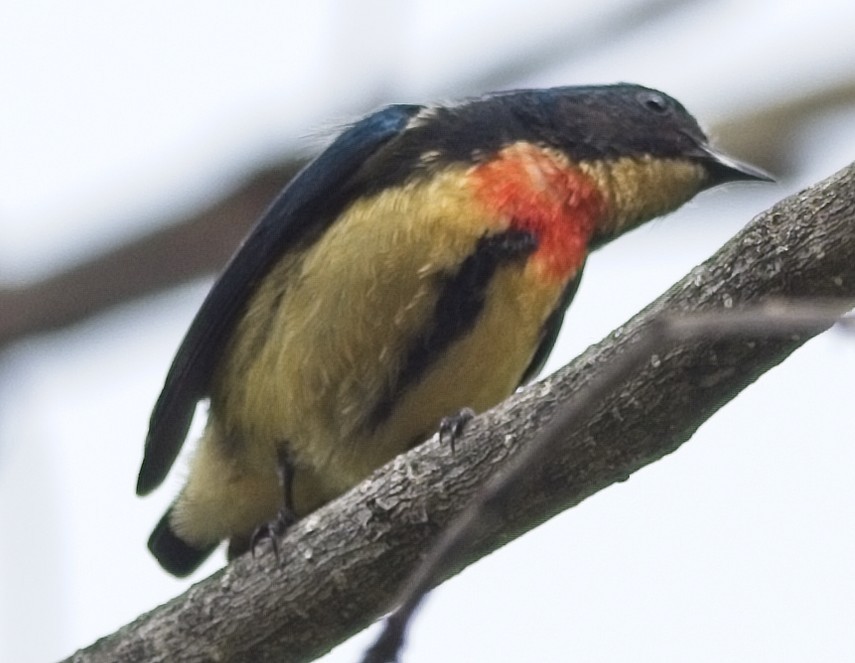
[210, 165, 571, 505]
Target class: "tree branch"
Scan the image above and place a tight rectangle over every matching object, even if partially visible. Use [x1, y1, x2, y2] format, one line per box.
[63, 162, 855, 663]
[362, 301, 855, 663]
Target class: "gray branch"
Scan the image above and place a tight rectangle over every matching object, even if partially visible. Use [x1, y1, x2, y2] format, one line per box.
[62, 161, 855, 663]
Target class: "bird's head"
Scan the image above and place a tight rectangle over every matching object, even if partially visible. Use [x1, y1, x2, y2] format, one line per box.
[506, 84, 772, 238]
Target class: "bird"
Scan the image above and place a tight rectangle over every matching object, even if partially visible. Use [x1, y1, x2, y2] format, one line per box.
[137, 83, 771, 576]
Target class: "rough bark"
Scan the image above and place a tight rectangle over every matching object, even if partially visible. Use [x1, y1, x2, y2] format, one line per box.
[62, 162, 855, 662]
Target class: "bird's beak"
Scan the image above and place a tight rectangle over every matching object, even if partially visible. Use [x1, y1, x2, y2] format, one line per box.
[694, 144, 775, 187]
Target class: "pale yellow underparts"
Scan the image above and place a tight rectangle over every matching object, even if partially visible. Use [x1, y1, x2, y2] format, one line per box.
[172, 166, 568, 545]
[171, 151, 709, 548]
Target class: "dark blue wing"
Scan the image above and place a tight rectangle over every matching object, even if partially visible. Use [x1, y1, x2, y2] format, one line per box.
[137, 104, 422, 495]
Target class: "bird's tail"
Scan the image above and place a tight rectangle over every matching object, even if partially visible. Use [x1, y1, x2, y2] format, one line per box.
[148, 506, 217, 577]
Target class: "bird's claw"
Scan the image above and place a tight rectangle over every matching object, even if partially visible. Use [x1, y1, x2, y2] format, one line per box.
[250, 506, 298, 561]
[438, 407, 475, 454]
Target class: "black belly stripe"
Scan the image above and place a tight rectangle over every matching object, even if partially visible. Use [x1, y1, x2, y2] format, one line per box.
[517, 261, 585, 386]
[366, 228, 538, 430]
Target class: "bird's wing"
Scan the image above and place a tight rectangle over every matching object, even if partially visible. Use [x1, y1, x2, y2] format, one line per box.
[137, 104, 423, 495]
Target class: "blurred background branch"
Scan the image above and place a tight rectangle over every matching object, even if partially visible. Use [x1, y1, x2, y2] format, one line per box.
[0, 163, 300, 346]
[4, 83, 853, 349]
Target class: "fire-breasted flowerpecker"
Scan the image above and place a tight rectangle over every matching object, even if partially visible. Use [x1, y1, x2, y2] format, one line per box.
[137, 84, 771, 576]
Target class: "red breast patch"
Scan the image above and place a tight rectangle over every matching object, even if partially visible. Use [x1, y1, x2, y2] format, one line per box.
[468, 143, 607, 282]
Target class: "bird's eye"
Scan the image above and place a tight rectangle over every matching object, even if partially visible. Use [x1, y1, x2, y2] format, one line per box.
[638, 91, 669, 114]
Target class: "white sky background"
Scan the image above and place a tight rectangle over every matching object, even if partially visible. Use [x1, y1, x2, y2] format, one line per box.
[1, 1, 854, 661]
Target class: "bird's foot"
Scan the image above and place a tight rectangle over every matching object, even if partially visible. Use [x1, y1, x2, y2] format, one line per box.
[438, 407, 475, 453]
[250, 506, 298, 562]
